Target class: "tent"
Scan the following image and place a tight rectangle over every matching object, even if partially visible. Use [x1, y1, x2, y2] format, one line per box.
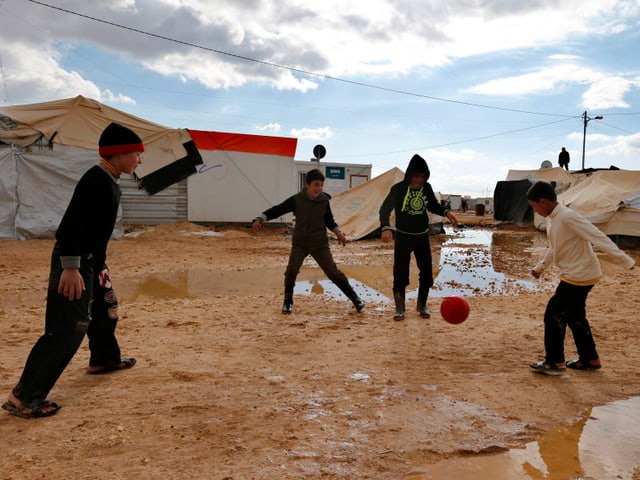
[493, 179, 533, 223]
[557, 169, 640, 238]
[0, 96, 300, 237]
[0, 96, 201, 239]
[186, 130, 298, 224]
[328, 167, 444, 240]
[495, 167, 578, 224]
[499, 167, 640, 240]
[330, 167, 405, 240]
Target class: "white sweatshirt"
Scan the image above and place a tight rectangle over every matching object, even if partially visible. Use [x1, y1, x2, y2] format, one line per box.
[534, 204, 635, 285]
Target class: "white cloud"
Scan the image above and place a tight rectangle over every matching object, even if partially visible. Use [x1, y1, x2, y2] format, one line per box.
[290, 127, 333, 140]
[582, 76, 636, 109]
[254, 123, 282, 133]
[102, 90, 136, 104]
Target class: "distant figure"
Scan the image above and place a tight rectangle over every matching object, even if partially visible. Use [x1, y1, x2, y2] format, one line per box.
[558, 147, 570, 170]
[461, 197, 467, 213]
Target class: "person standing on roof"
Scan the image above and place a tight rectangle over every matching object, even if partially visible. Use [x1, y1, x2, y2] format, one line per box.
[558, 147, 570, 170]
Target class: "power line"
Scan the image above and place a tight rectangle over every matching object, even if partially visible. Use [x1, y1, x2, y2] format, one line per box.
[337, 117, 578, 158]
[26, 0, 575, 119]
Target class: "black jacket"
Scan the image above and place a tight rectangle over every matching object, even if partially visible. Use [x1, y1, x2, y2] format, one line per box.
[379, 154, 448, 235]
[261, 189, 339, 247]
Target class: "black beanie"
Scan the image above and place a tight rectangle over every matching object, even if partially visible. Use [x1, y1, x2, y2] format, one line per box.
[98, 122, 145, 157]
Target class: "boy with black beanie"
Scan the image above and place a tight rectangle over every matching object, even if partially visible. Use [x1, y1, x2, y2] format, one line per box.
[3, 122, 143, 418]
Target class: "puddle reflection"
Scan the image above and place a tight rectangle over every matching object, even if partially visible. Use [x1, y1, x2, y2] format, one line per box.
[410, 396, 640, 480]
[431, 229, 542, 298]
[0, 229, 550, 309]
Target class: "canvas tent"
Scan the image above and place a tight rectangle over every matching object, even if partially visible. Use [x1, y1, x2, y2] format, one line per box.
[0, 96, 201, 240]
[329, 167, 444, 240]
[330, 167, 405, 240]
[556, 169, 640, 238]
[494, 167, 578, 224]
[497, 166, 640, 240]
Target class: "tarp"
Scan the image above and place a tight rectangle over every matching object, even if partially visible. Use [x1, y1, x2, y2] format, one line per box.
[503, 167, 640, 238]
[0, 96, 202, 239]
[0, 95, 202, 195]
[330, 167, 405, 240]
[497, 167, 578, 225]
[506, 167, 576, 192]
[493, 179, 533, 223]
[558, 170, 640, 237]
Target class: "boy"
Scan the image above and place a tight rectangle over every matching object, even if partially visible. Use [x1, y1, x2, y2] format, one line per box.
[3, 123, 143, 418]
[252, 168, 363, 314]
[527, 180, 635, 375]
[379, 154, 457, 320]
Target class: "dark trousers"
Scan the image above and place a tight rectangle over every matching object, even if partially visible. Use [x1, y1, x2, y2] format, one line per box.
[284, 241, 351, 297]
[393, 232, 433, 292]
[543, 281, 596, 364]
[12, 250, 121, 404]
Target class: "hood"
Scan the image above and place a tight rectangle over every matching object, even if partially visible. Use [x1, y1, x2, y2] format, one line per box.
[404, 154, 430, 182]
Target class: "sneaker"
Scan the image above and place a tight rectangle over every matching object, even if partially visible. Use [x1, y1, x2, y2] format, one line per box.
[530, 360, 566, 376]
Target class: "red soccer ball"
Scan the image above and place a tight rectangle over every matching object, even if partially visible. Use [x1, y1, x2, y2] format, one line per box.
[440, 296, 470, 324]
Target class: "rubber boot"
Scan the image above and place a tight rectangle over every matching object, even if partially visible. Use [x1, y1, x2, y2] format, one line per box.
[393, 289, 405, 320]
[340, 283, 365, 312]
[417, 290, 431, 318]
[282, 289, 293, 314]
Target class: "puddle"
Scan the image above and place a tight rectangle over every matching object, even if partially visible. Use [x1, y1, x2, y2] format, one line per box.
[410, 396, 640, 479]
[430, 228, 543, 297]
[0, 229, 549, 309]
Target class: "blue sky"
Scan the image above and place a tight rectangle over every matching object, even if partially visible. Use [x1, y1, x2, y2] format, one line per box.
[1, 0, 638, 197]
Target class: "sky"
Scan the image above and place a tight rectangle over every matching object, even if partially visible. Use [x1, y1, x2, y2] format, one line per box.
[0, 0, 639, 197]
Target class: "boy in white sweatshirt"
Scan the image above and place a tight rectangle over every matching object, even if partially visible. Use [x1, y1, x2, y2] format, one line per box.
[526, 181, 635, 375]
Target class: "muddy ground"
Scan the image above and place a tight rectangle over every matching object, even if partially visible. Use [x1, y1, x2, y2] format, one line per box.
[1, 212, 639, 479]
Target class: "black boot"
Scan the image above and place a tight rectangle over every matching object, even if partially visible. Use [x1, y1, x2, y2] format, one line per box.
[393, 289, 405, 320]
[341, 283, 365, 312]
[417, 290, 431, 318]
[282, 291, 293, 314]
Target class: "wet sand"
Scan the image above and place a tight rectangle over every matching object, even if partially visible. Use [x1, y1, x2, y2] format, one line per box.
[1, 214, 639, 479]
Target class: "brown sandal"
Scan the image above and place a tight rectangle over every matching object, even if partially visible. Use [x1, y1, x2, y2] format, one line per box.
[87, 357, 137, 375]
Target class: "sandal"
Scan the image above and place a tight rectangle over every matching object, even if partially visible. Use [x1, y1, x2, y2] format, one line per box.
[530, 360, 566, 376]
[2, 399, 61, 418]
[566, 359, 601, 370]
[87, 357, 137, 375]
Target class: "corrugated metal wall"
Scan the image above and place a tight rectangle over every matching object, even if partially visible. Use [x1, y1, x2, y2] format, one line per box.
[120, 176, 187, 225]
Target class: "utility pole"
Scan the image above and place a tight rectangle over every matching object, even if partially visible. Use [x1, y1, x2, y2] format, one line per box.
[581, 111, 603, 170]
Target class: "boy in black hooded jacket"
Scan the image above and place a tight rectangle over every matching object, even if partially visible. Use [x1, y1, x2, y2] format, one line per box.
[379, 154, 458, 320]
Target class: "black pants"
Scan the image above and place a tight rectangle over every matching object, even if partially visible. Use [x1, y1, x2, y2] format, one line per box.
[12, 250, 122, 404]
[284, 240, 351, 296]
[543, 281, 596, 364]
[393, 231, 433, 292]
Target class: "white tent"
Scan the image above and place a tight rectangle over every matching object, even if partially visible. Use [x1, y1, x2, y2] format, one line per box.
[557, 170, 640, 238]
[0, 96, 201, 239]
[506, 167, 640, 238]
[330, 167, 405, 240]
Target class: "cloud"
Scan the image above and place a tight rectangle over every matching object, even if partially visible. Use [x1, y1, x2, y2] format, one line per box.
[254, 122, 282, 133]
[290, 126, 333, 139]
[582, 76, 636, 109]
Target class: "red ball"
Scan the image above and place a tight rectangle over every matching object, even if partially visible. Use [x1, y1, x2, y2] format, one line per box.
[440, 296, 470, 324]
